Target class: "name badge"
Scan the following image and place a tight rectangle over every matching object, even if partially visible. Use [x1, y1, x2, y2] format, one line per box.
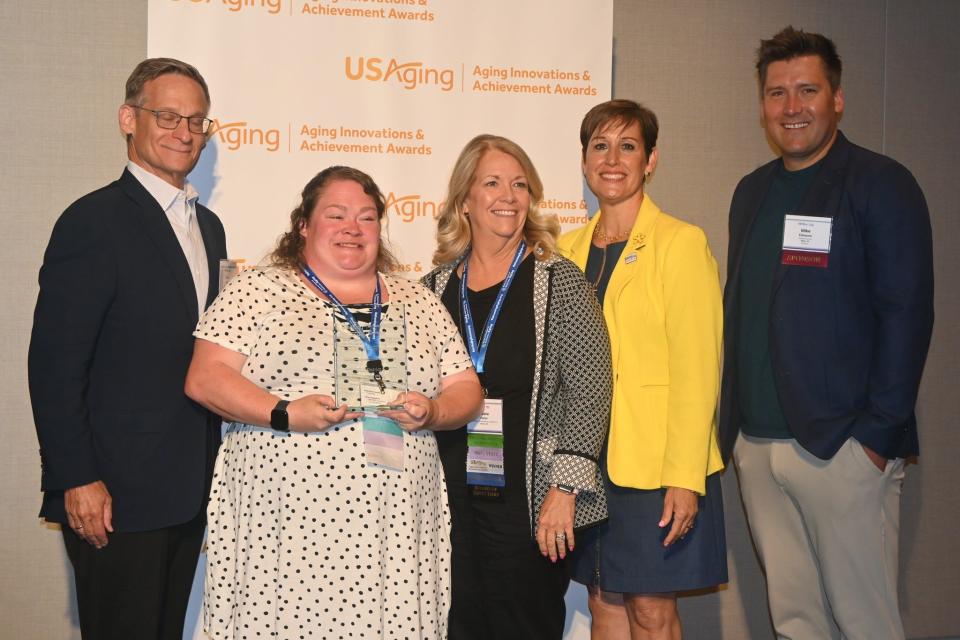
[360, 381, 392, 407]
[361, 382, 403, 472]
[781, 214, 832, 268]
[466, 399, 504, 487]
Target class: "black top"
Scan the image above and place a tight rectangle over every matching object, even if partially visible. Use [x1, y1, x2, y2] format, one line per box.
[437, 254, 536, 503]
[737, 159, 822, 439]
[585, 239, 627, 306]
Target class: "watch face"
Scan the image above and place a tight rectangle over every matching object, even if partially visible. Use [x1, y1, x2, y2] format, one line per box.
[271, 402, 289, 431]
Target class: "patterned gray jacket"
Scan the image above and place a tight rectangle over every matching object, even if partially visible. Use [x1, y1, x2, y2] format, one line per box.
[422, 253, 612, 533]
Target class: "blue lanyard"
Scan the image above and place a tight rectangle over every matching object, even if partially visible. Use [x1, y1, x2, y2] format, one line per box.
[460, 241, 526, 374]
[301, 264, 385, 385]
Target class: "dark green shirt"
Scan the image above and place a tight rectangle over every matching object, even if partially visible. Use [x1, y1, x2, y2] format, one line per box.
[737, 160, 822, 438]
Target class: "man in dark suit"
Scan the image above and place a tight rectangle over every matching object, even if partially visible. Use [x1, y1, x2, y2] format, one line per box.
[28, 58, 226, 640]
[720, 27, 933, 640]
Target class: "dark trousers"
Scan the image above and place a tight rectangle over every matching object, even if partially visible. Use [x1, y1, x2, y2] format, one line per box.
[62, 510, 205, 640]
[447, 483, 569, 640]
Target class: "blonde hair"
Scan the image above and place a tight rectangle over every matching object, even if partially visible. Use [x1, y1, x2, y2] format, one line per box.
[433, 134, 559, 266]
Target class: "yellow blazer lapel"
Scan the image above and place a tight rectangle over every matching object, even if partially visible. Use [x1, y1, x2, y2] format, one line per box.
[560, 213, 601, 269]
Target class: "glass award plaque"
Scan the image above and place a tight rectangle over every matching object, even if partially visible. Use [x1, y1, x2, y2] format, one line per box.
[333, 301, 409, 407]
[333, 302, 409, 471]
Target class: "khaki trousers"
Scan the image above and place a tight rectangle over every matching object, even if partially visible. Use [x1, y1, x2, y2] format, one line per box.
[734, 433, 906, 640]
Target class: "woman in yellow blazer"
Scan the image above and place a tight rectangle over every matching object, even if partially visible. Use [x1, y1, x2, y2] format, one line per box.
[560, 100, 727, 640]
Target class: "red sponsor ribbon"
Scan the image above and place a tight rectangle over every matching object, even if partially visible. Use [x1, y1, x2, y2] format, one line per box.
[781, 249, 829, 268]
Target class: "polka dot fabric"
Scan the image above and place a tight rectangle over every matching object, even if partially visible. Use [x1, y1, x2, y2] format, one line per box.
[194, 267, 472, 639]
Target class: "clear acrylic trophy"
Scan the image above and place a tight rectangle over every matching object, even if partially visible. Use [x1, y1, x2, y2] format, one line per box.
[333, 302, 409, 471]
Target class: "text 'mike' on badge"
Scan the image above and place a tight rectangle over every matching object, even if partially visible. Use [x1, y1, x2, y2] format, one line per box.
[781, 214, 833, 268]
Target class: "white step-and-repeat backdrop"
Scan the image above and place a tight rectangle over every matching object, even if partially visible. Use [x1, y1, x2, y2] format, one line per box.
[147, 1, 612, 637]
[152, 0, 611, 268]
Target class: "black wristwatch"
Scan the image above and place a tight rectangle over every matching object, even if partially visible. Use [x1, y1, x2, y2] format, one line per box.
[270, 400, 291, 432]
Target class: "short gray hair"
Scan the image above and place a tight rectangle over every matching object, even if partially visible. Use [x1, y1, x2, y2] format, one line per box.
[124, 58, 211, 110]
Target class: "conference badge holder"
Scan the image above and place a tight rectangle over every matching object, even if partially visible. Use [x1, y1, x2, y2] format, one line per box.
[459, 241, 525, 498]
[466, 398, 505, 490]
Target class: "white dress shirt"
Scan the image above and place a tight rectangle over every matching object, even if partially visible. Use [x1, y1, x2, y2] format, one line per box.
[127, 161, 209, 315]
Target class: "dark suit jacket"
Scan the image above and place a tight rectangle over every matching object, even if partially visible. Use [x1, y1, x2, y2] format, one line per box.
[719, 131, 933, 462]
[28, 168, 227, 532]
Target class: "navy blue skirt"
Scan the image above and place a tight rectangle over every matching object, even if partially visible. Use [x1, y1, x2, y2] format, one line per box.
[570, 465, 728, 594]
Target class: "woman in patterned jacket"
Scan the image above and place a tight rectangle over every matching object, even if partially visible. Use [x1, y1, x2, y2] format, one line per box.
[421, 134, 612, 640]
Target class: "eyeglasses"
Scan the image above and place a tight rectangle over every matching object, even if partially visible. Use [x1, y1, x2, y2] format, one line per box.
[128, 105, 213, 135]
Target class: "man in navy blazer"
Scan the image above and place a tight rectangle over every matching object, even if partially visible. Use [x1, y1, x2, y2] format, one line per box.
[720, 27, 933, 640]
[28, 58, 226, 640]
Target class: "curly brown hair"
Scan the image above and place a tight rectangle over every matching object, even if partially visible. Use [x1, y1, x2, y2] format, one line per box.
[270, 166, 399, 272]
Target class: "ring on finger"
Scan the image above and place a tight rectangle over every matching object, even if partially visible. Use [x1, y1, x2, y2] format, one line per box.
[555, 532, 566, 541]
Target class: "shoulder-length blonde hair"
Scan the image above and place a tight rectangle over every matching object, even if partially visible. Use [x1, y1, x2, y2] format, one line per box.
[270, 165, 399, 273]
[433, 134, 559, 266]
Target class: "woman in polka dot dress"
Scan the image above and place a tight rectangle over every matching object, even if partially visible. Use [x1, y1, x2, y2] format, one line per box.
[185, 166, 483, 639]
